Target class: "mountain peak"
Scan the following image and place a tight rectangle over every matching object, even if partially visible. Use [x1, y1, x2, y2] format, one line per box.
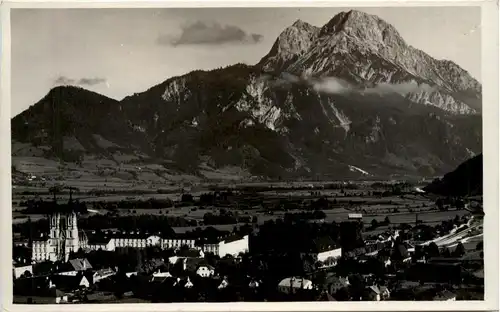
[256, 19, 319, 71]
[291, 19, 314, 29]
[319, 9, 406, 48]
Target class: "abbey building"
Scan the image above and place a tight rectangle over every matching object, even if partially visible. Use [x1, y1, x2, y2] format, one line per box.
[32, 210, 88, 263]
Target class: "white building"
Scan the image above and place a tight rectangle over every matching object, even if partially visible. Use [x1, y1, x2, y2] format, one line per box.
[200, 235, 249, 257]
[196, 264, 215, 278]
[348, 213, 363, 220]
[87, 236, 116, 251]
[162, 237, 196, 249]
[278, 277, 313, 294]
[86, 230, 196, 252]
[32, 210, 88, 263]
[317, 247, 342, 262]
[13, 264, 33, 279]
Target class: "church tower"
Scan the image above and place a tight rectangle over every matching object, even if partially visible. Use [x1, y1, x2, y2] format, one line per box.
[64, 211, 80, 261]
[49, 212, 61, 239]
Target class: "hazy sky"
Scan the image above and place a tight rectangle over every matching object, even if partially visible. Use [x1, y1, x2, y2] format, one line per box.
[11, 7, 481, 117]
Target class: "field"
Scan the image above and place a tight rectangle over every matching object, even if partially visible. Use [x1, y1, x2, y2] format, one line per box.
[11, 154, 471, 234]
[11, 172, 471, 237]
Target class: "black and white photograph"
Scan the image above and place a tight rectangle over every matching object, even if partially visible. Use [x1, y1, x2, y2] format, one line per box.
[2, 1, 498, 308]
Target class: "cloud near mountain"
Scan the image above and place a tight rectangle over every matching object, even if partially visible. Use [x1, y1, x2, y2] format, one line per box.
[159, 21, 263, 46]
[264, 72, 437, 96]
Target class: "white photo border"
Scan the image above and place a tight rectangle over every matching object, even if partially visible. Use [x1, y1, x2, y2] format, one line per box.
[1, 0, 498, 311]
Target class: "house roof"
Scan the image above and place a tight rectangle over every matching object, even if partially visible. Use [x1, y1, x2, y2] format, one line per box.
[369, 285, 380, 295]
[33, 262, 55, 275]
[151, 276, 168, 283]
[87, 235, 113, 245]
[176, 248, 203, 258]
[313, 236, 338, 252]
[223, 234, 245, 244]
[278, 277, 312, 288]
[94, 268, 115, 278]
[433, 290, 456, 300]
[379, 286, 390, 293]
[71, 258, 92, 271]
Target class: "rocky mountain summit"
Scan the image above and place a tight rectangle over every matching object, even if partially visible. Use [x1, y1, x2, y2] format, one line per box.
[12, 10, 482, 181]
[258, 10, 481, 114]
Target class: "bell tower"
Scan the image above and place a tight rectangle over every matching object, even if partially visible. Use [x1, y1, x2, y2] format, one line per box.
[64, 211, 80, 255]
[63, 188, 80, 261]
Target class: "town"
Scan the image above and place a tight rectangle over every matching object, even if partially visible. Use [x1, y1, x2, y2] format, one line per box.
[12, 181, 485, 303]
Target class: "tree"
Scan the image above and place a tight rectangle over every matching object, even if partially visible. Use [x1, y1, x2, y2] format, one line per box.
[426, 242, 440, 258]
[371, 219, 379, 229]
[384, 216, 391, 225]
[20, 270, 32, 278]
[475, 241, 483, 251]
[436, 198, 444, 211]
[181, 193, 194, 203]
[453, 242, 465, 257]
[441, 248, 451, 258]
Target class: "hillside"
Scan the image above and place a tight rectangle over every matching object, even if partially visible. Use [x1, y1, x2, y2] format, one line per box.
[423, 154, 483, 197]
[11, 10, 482, 182]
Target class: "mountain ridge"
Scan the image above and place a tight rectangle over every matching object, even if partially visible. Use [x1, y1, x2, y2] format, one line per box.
[12, 10, 482, 182]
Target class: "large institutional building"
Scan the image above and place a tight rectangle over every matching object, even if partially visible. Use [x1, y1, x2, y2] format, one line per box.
[32, 210, 88, 262]
[32, 209, 249, 263]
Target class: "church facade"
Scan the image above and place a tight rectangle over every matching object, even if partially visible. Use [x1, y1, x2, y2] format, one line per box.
[32, 211, 88, 263]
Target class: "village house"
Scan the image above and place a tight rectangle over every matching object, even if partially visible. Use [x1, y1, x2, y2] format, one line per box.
[54, 258, 92, 276]
[180, 258, 215, 278]
[313, 236, 342, 264]
[150, 271, 173, 283]
[365, 285, 391, 301]
[433, 290, 457, 301]
[13, 263, 33, 279]
[50, 274, 91, 293]
[196, 264, 215, 278]
[92, 268, 116, 283]
[323, 273, 349, 294]
[277, 277, 313, 294]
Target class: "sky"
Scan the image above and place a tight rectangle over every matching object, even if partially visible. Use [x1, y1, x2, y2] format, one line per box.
[10, 7, 481, 117]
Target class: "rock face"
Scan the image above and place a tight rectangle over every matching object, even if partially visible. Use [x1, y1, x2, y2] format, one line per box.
[11, 10, 482, 180]
[258, 10, 481, 114]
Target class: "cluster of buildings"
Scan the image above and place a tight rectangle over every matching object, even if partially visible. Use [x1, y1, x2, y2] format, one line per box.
[30, 209, 249, 263]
